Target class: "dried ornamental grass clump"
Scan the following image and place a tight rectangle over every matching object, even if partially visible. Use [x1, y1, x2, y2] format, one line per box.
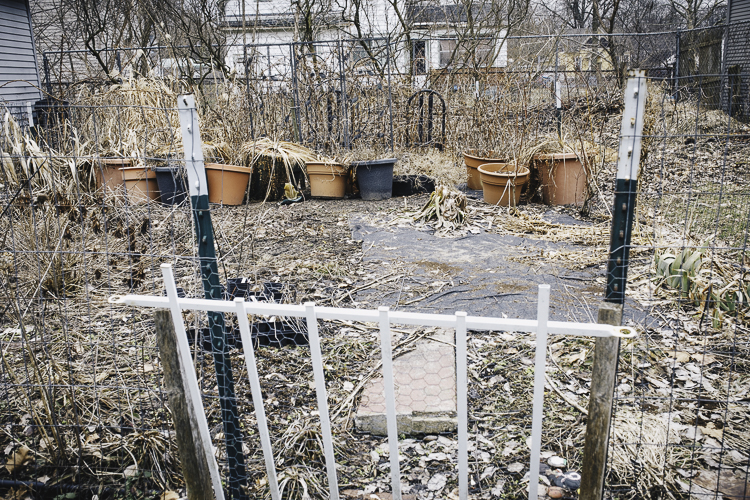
[241, 138, 316, 201]
[608, 408, 684, 496]
[414, 185, 468, 233]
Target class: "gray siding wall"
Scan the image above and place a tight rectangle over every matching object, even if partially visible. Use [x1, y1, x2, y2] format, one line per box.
[0, 0, 42, 109]
[724, 1, 750, 118]
[729, 0, 750, 23]
[724, 8, 750, 73]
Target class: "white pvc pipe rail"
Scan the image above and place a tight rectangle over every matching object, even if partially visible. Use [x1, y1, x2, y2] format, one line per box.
[110, 264, 636, 500]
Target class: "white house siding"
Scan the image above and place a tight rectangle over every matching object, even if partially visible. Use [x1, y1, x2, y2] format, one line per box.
[224, 0, 508, 78]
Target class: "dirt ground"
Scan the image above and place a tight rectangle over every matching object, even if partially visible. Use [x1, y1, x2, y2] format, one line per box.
[2, 127, 750, 500]
[207, 194, 614, 500]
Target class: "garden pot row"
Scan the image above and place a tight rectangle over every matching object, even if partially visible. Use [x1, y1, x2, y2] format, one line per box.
[306, 158, 400, 200]
[464, 151, 589, 206]
[95, 158, 253, 205]
[97, 156, 428, 206]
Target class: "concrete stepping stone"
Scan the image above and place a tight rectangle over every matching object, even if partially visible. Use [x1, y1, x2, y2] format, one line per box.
[355, 328, 456, 435]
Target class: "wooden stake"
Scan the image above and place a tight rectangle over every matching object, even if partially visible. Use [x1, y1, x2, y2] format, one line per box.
[155, 309, 213, 500]
[580, 302, 623, 500]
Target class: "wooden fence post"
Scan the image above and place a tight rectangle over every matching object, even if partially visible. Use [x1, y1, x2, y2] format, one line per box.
[155, 309, 214, 500]
[579, 302, 623, 500]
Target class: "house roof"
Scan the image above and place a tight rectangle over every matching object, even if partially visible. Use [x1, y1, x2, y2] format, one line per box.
[406, 3, 495, 26]
[222, 12, 344, 29]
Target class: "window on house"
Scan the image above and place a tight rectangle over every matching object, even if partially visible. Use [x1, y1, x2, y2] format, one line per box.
[351, 39, 387, 73]
[413, 40, 426, 75]
[439, 38, 493, 68]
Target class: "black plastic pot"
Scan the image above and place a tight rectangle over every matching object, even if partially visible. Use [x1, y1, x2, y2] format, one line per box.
[392, 174, 436, 197]
[187, 328, 214, 352]
[163, 287, 186, 298]
[191, 326, 243, 351]
[154, 166, 188, 205]
[353, 158, 398, 200]
[190, 320, 308, 351]
[252, 320, 308, 348]
[227, 278, 252, 300]
[263, 282, 295, 303]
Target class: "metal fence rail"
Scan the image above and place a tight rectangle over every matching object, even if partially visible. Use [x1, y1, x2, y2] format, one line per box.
[112, 264, 636, 500]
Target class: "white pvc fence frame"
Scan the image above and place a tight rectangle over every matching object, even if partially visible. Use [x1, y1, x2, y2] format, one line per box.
[110, 264, 636, 500]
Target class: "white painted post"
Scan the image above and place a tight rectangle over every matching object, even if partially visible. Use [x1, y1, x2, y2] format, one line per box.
[26, 102, 33, 128]
[528, 285, 551, 500]
[234, 298, 280, 500]
[305, 303, 340, 500]
[456, 311, 469, 500]
[378, 306, 401, 500]
[176, 95, 209, 198]
[161, 265, 225, 500]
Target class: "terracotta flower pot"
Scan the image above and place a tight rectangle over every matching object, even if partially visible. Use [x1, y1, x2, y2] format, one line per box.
[464, 151, 507, 190]
[205, 163, 252, 205]
[533, 152, 589, 206]
[96, 157, 131, 191]
[477, 163, 530, 206]
[120, 166, 160, 204]
[306, 162, 347, 199]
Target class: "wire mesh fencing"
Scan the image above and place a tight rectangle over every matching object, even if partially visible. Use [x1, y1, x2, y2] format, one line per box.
[607, 71, 750, 498]
[37, 22, 750, 169]
[2, 19, 750, 500]
[0, 86, 295, 497]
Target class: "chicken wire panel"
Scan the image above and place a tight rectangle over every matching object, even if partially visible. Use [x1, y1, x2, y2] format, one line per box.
[608, 72, 750, 499]
[235, 319, 558, 499]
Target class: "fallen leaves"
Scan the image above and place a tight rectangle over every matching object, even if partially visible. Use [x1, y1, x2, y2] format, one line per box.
[5, 445, 32, 473]
[699, 422, 724, 441]
[159, 491, 179, 500]
[691, 470, 750, 500]
[426, 473, 447, 491]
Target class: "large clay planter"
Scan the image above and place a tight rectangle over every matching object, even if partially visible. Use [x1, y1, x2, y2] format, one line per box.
[96, 158, 131, 191]
[120, 166, 160, 204]
[306, 162, 347, 199]
[534, 152, 589, 206]
[464, 151, 506, 190]
[477, 163, 530, 206]
[205, 163, 252, 205]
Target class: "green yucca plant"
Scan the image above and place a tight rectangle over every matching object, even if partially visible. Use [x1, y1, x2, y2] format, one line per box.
[654, 246, 750, 327]
[655, 247, 703, 297]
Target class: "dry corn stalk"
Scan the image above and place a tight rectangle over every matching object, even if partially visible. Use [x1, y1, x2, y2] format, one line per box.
[414, 185, 467, 232]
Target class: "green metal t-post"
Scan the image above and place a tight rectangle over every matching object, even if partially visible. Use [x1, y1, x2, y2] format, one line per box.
[580, 71, 647, 500]
[178, 95, 248, 500]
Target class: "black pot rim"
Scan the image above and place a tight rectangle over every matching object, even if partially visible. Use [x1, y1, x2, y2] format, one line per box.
[351, 158, 398, 168]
